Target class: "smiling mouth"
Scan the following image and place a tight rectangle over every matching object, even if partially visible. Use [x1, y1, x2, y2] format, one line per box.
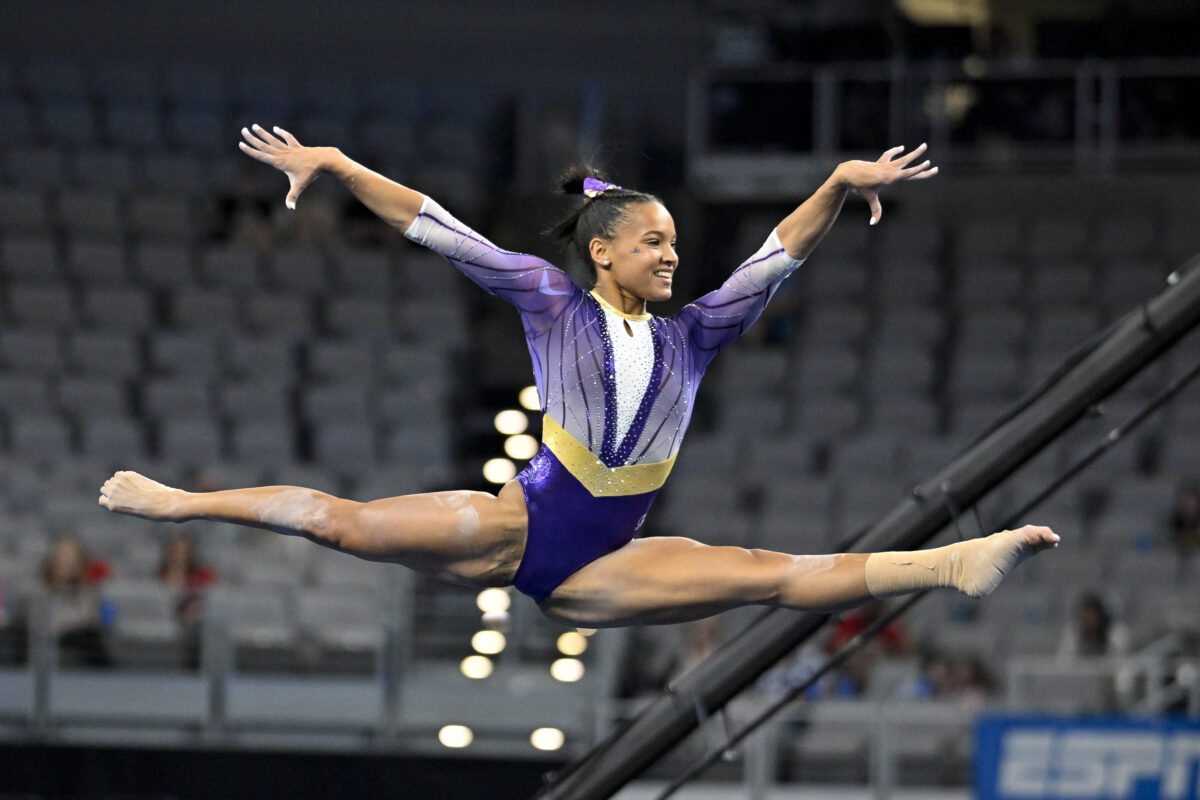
[653, 270, 673, 283]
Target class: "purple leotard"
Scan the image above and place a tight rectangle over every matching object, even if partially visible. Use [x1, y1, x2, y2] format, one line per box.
[405, 198, 803, 602]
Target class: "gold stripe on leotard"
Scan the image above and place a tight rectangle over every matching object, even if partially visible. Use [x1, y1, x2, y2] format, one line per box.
[542, 415, 676, 497]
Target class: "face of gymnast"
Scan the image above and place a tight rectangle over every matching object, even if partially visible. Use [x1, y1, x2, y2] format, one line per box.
[589, 202, 678, 310]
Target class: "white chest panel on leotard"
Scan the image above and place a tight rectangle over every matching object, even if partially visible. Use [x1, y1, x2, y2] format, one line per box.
[601, 306, 654, 445]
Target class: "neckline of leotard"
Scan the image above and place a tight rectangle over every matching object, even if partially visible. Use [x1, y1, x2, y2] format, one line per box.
[589, 290, 652, 322]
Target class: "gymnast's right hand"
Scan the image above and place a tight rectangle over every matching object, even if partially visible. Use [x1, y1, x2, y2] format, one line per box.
[238, 124, 326, 210]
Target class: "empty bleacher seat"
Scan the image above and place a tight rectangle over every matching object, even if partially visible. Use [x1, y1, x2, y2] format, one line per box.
[324, 297, 392, 338]
[171, 288, 239, 330]
[57, 190, 124, 237]
[78, 414, 148, 462]
[242, 292, 314, 336]
[57, 375, 130, 419]
[141, 376, 214, 419]
[7, 283, 77, 328]
[71, 148, 136, 191]
[128, 194, 195, 241]
[330, 248, 393, 295]
[8, 413, 73, 461]
[0, 374, 53, 416]
[227, 335, 298, 382]
[0, 329, 63, 375]
[39, 101, 100, 147]
[302, 382, 372, 422]
[3, 235, 61, 282]
[131, 242, 195, 288]
[157, 417, 224, 464]
[64, 330, 141, 377]
[1028, 214, 1090, 261]
[311, 420, 379, 474]
[955, 260, 1024, 308]
[105, 105, 164, 150]
[306, 340, 377, 381]
[3, 146, 68, 188]
[64, 239, 128, 284]
[147, 331, 223, 377]
[0, 188, 52, 234]
[265, 247, 329, 294]
[101, 579, 188, 669]
[80, 285, 155, 330]
[954, 217, 1023, 261]
[200, 244, 261, 289]
[140, 152, 208, 195]
[229, 419, 297, 464]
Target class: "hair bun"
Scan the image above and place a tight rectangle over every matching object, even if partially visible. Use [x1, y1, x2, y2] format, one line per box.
[557, 164, 606, 196]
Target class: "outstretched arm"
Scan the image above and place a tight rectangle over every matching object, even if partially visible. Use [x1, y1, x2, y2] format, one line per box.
[238, 123, 425, 231]
[237, 123, 579, 330]
[776, 143, 937, 259]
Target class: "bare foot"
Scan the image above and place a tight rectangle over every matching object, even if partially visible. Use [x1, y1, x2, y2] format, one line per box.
[99, 471, 186, 521]
[954, 525, 1060, 599]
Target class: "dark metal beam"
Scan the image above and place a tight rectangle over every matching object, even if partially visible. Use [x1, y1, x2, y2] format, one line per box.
[537, 256, 1200, 800]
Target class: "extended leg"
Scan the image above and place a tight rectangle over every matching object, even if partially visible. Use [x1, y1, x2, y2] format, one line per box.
[540, 526, 1058, 628]
[99, 471, 528, 586]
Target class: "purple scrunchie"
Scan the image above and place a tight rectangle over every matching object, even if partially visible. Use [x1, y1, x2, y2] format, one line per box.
[582, 177, 621, 198]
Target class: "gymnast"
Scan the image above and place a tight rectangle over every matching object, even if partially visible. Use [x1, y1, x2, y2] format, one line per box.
[99, 125, 1059, 627]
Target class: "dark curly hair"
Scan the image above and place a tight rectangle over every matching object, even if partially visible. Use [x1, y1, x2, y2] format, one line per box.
[549, 164, 660, 284]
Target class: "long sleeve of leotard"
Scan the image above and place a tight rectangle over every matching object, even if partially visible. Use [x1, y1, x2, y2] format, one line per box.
[677, 228, 804, 371]
[404, 196, 580, 335]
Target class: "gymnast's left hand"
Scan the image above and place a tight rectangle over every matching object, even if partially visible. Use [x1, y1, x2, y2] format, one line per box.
[238, 124, 327, 210]
[834, 143, 938, 226]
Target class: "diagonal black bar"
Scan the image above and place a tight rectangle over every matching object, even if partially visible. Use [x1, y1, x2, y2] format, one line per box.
[536, 256, 1200, 800]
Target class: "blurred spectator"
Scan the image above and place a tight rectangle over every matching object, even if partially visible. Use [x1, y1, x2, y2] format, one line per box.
[914, 650, 995, 702]
[157, 533, 217, 624]
[212, 161, 275, 250]
[35, 536, 112, 667]
[1058, 593, 1131, 660]
[826, 600, 911, 696]
[1169, 479, 1200, 556]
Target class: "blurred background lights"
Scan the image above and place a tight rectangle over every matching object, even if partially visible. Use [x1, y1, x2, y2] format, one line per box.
[482, 458, 516, 484]
[460, 655, 494, 680]
[493, 409, 528, 435]
[476, 588, 511, 614]
[471, 630, 506, 655]
[504, 433, 539, 460]
[438, 725, 473, 748]
[550, 658, 585, 682]
[530, 727, 565, 751]
[556, 631, 587, 656]
[518, 385, 540, 411]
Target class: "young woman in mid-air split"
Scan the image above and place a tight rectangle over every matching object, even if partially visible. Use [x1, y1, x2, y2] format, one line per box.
[99, 124, 1059, 628]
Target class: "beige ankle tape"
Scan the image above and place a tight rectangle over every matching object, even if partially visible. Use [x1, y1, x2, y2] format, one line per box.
[864, 548, 954, 598]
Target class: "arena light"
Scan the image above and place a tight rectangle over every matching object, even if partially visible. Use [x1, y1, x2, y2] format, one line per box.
[482, 458, 516, 484]
[476, 588, 511, 614]
[471, 630, 506, 655]
[460, 655, 494, 680]
[504, 433, 539, 460]
[550, 658, 585, 683]
[519, 385, 540, 411]
[438, 724, 473, 748]
[494, 409, 528, 435]
[556, 631, 588, 656]
[530, 727, 565, 752]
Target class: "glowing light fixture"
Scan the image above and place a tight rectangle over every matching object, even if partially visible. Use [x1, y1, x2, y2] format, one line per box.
[519, 386, 540, 411]
[530, 727, 565, 751]
[483, 458, 516, 484]
[476, 588, 511, 614]
[438, 724, 473, 748]
[550, 658, 585, 682]
[494, 409, 528, 435]
[472, 630, 506, 655]
[460, 655, 494, 680]
[556, 631, 588, 656]
[504, 434, 539, 460]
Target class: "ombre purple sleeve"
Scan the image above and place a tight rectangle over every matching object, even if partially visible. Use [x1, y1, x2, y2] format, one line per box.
[404, 196, 581, 335]
[677, 228, 804, 371]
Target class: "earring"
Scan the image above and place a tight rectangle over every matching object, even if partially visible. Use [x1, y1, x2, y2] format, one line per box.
[602, 260, 610, 266]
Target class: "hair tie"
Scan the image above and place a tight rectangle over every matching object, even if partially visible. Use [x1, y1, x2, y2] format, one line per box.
[582, 177, 621, 198]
